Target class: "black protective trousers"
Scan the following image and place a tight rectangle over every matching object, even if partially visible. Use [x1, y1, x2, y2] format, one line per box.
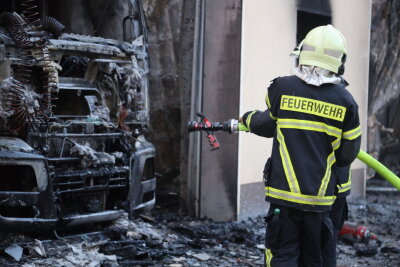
[264, 203, 333, 267]
[321, 197, 348, 267]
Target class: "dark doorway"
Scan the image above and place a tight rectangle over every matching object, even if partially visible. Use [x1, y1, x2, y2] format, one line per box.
[297, 10, 332, 44]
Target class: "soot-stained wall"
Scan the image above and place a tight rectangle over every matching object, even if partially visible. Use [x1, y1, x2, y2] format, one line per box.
[142, 0, 183, 181]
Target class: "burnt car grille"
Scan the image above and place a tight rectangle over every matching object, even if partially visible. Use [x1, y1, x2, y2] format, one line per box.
[53, 167, 128, 194]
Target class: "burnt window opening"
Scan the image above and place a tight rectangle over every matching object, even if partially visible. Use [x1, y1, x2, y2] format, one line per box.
[0, 165, 37, 192]
[296, 10, 332, 66]
[59, 56, 89, 78]
[53, 90, 99, 117]
[142, 158, 155, 181]
[297, 10, 332, 45]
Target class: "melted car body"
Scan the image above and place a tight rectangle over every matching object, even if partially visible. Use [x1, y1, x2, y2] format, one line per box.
[0, 7, 155, 232]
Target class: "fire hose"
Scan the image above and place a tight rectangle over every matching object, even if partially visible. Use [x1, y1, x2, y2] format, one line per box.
[188, 112, 400, 191]
[357, 150, 400, 190]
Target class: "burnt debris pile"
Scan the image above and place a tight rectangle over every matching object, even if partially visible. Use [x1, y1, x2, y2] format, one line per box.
[0, 213, 266, 266]
[336, 178, 400, 266]
[99, 213, 266, 266]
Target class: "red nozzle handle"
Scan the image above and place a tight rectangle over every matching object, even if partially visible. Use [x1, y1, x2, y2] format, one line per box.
[207, 134, 220, 150]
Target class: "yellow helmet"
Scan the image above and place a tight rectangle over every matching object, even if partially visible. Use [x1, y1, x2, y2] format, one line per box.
[298, 25, 347, 74]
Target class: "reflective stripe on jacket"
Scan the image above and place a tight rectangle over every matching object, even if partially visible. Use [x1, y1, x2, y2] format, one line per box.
[335, 165, 351, 197]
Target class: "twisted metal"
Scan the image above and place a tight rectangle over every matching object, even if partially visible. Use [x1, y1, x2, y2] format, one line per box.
[0, 0, 60, 132]
[0, 12, 34, 84]
[0, 12, 37, 131]
[20, 0, 42, 30]
[20, 0, 58, 117]
[1, 78, 47, 132]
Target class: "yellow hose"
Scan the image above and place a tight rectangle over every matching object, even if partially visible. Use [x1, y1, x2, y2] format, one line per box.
[357, 150, 400, 191]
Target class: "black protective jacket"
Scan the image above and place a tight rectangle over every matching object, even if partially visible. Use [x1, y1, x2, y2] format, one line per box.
[242, 76, 361, 211]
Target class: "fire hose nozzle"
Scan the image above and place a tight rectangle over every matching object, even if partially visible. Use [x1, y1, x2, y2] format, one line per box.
[187, 113, 249, 151]
[188, 121, 200, 132]
[223, 119, 237, 133]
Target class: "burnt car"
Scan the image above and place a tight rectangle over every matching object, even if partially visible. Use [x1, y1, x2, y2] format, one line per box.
[0, 4, 155, 232]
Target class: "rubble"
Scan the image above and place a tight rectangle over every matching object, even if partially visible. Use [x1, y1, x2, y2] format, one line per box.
[0, 209, 266, 266]
[29, 240, 47, 258]
[0, 180, 397, 266]
[4, 244, 23, 262]
[354, 242, 379, 257]
[336, 178, 400, 266]
[380, 244, 400, 254]
[21, 243, 118, 267]
[192, 253, 210, 261]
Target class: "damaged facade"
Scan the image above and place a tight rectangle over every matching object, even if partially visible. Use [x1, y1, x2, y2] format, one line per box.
[368, 0, 400, 178]
[0, 0, 156, 231]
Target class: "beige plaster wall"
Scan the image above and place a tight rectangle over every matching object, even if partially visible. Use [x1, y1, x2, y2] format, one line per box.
[238, 0, 297, 216]
[331, 0, 371, 156]
[331, 1, 371, 197]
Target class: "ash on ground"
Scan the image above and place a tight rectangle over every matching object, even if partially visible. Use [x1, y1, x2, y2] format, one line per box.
[337, 178, 400, 267]
[0, 179, 398, 267]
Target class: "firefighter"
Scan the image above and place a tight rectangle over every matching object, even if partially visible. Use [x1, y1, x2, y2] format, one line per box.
[240, 25, 361, 266]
